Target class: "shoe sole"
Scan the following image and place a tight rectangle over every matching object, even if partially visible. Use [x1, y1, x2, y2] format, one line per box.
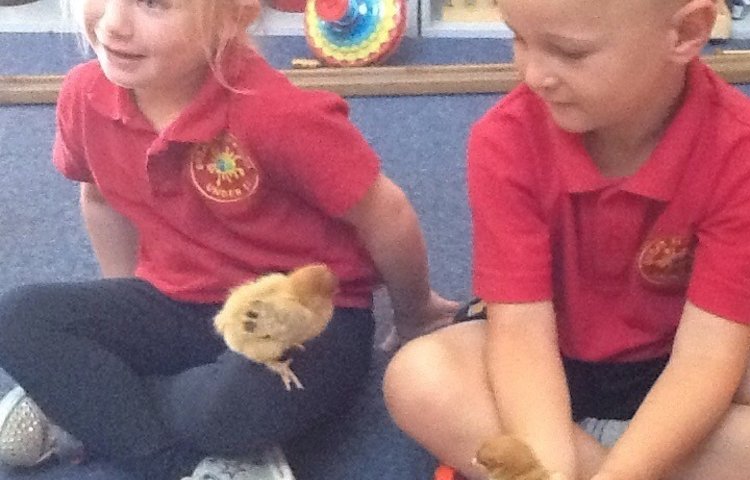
[0, 385, 56, 467]
[0, 386, 27, 433]
[264, 444, 296, 480]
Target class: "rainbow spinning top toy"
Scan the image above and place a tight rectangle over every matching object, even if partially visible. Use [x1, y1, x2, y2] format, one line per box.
[305, 0, 407, 67]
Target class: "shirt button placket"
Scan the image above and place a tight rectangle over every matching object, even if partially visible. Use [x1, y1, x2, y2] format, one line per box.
[596, 192, 630, 279]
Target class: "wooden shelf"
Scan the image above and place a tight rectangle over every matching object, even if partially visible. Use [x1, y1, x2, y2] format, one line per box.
[4, 51, 750, 104]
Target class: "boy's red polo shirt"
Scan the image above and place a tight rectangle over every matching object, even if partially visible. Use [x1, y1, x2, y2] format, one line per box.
[469, 60, 750, 362]
[53, 49, 380, 307]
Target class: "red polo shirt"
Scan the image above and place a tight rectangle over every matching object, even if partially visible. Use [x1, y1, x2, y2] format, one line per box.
[469, 60, 750, 362]
[53, 47, 380, 307]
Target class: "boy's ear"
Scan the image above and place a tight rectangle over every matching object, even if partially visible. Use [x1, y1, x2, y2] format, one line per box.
[668, 0, 717, 64]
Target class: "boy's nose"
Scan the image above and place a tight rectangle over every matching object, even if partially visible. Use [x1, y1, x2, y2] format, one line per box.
[520, 56, 557, 92]
[99, 0, 134, 39]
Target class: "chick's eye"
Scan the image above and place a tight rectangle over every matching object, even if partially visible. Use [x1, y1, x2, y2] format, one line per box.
[246, 310, 258, 319]
[243, 319, 257, 333]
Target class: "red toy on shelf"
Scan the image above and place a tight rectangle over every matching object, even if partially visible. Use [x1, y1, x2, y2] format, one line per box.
[268, 0, 307, 12]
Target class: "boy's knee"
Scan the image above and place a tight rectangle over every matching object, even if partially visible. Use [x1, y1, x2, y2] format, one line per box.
[384, 336, 456, 422]
[734, 366, 750, 405]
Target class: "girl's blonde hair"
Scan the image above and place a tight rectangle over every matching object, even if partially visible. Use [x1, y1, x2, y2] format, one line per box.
[188, 0, 262, 84]
[62, 0, 262, 90]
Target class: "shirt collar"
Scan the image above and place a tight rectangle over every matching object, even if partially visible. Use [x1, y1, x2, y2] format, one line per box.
[86, 45, 259, 143]
[554, 59, 710, 201]
[555, 129, 611, 193]
[623, 59, 711, 201]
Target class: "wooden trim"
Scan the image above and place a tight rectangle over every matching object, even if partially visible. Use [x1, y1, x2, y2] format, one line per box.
[2, 51, 750, 104]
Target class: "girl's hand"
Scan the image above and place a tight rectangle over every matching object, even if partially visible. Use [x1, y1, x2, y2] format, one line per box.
[380, 291, 459, 351]
[395, 290, 459, 342]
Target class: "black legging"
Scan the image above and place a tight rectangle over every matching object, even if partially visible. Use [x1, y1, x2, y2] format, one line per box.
[0, 278, 374, 479]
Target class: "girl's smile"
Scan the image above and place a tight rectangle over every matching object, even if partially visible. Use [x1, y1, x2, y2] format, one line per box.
[101, 45, 147, 69]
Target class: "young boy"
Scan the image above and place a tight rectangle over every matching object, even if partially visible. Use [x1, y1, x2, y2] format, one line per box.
[384, 0, 750, 479]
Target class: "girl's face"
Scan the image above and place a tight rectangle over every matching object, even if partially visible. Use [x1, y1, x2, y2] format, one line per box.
[77, 0, 209, 98]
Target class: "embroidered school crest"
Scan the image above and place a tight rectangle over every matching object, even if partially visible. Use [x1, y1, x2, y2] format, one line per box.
[190, 132, 259, 202]
[637, 235, 695, 289]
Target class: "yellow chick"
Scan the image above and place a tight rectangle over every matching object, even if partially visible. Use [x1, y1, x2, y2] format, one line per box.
[214, 264, 338, 390]
[474, 435, 551, 480]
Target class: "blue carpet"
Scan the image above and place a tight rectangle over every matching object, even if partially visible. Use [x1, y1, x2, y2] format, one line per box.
[3, 33, 750, 480]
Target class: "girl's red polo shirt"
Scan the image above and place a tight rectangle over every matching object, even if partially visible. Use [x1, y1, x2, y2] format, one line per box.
[469, 60, 750, 361]
[53, 49, 380, 307]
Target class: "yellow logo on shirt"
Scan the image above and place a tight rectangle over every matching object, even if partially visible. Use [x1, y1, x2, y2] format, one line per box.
[190, 132, 259, 202]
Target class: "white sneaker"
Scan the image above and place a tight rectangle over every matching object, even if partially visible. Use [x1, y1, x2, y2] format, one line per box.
[181, 444, 295, 480]
[0, 386, 84, 467]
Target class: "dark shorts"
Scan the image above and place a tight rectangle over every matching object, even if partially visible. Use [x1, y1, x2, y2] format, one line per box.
[455, 298, 668, 421]
[564, 356, 668, 421]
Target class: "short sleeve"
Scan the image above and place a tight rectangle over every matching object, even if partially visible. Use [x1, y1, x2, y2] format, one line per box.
[468, 113, 553, 302]
[52, 64, 93, 183]
[688, 141, 750, 324]
[261, 90, 380, 217]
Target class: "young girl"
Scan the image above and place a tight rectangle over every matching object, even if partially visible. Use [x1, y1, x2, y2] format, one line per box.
[0, 1, 456, 479]
[384, 1, 750, 480]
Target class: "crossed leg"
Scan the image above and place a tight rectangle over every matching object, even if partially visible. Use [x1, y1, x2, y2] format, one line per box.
[383, 320, 750, 480]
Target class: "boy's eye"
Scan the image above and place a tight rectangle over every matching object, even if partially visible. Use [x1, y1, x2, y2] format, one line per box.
[558, 50, 590, 61]
[548, 42, 595, 61]
[138, 0, 169, 9]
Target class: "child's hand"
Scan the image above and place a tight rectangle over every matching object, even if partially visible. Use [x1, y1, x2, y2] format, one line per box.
[396, 290, 459, 342]
[393, 290, 459, 344]
[549, 474, 572, 480]
[380, 291, 459, 351]
[590, 472, 622, 480]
